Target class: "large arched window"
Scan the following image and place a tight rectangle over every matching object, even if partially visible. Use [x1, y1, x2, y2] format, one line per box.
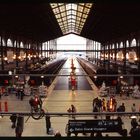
[131, 38, 136, 47]
[20, 41, 24, 48]
[106, 45, 108, 50]
[126, 40, 129, 47]
[2, 39, 6, 46]
[29, 44, 31, 49]
[14, 41, 16, 47]
[7, 38, 13, 47]
[112, 44, 114, 49]
[120, 42, 123, 48]
[116, 43, 118, 48]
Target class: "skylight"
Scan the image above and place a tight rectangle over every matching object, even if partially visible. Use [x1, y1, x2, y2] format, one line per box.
[50, 3, 93, 35]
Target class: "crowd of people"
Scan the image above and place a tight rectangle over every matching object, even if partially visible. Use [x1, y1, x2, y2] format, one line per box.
[92, 96, 118, 113]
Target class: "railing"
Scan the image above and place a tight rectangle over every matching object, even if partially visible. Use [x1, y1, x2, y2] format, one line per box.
[0, 112, 140, 117]
[0, 74, 140, 77]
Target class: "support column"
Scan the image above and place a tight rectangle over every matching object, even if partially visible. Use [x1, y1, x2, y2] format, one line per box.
[36, 43, 39, 62]
[137, 39, 140, 71]
[15, 40, 18, 69]
[103, 45, 105, 67]
[1, 36, 4, 70]
[114, 43, 117, 69]
[41, 43, 43, 57]
[95, 42, 97, 63]
[25, 43, 28, 71]
[108, 44, 110, 70]
[32, 45, 35, 64]
[47, 41, 48, 60]
[48, 41, 50, 60]
[123, 41, 127, 74]
[97, 43, 99, 66]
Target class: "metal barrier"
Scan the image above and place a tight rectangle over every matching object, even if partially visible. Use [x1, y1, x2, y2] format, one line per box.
[0, 112, 140, 117]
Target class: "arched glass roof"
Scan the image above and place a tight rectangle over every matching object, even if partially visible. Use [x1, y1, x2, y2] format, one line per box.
[50, 3, 93, 35]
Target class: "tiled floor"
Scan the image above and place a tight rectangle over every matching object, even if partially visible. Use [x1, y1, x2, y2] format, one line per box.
[0, 57, 140, 137]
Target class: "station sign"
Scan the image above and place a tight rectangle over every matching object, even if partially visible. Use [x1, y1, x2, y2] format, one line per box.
[68, 119, 122, 133]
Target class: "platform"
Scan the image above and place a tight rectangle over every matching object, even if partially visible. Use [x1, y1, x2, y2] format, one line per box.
[0, 58, 140, 137]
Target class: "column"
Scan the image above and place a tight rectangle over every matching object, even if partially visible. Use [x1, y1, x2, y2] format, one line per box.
[108, 44, 110, 70]
[15, 40, 18, 69]
[1, 36, 4, 70]
[103, 45, 105, 67]
[25, 43, 28, 71]
[47, 41, 48, 60]
[114, 43, 117, 69]
[123, 41, 126, 74]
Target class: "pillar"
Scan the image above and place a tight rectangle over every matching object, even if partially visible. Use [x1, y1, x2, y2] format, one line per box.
[1, 35, 4, 70]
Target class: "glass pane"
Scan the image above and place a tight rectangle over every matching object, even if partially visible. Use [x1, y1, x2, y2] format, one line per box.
[71, 15, 76, 19]
[67, 19, 71, 22]
[57, 18, 62, 22]
[77, 6, 83, 12]
[71, 10, 76, 15]
[66, 4, 71, 10]
[79, 3, 85, 6]
[62, 17, 67, 21]
[83, 8, 90, 14]
[71, 4, 77, 10]
[76, 16, 80, 21]
[62, 30, 66, 34]
[67, 10, 71, 15]
[77, 12, 82, 17]
[82, 14, 88, 19]
[81, 18, 86, 23]
[80, 22, 84, 25]
[59, 5, 65, 12]
[71, 19, 75, 23]
[67, 15, 71, 19]
[85, 3, 92, 8]
[71, 25, 75, 28]
[53, 8, 60, 14]
[71, 23, 75, 26]
[56, 14, 61, 19]
[63, 23, 68, 26]
[50, 3, 58, 8]
[61, 12, 66, 17]
[75, 23, 79, 28]
[58, 3, 64, 6]
[67, 22, 71, 26]
[59, 23, 63, 26]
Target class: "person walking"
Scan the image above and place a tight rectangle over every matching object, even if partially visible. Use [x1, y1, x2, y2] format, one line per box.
[131, 118, 138, 129]
[45, 115, 51, 134]
[131, 103, 136, 112]
[71, 104, 77, 119]
[20, 89, 24, 101]
[15, 123, 23, 137]
[10, 114, 17, 128]
[0, 87, 2, 99]
[93, 104, 98, 119]
[54, 131, 61, 137]
[102, 98, 106, 112]
[120, 103, 126, 112]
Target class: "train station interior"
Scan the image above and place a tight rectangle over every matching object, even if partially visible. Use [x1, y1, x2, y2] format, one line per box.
[0, 1, 140, 137]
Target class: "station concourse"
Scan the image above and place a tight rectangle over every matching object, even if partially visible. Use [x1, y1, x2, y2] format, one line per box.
[0, 57, 140, 137]
[0, 1, 140, 137]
